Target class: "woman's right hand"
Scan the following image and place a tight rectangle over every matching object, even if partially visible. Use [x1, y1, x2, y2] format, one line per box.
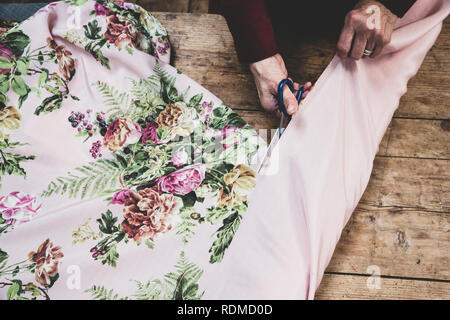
[250, 53, 312, 117]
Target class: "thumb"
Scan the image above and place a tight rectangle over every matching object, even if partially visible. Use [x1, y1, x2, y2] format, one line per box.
[282, 86, 299, 115]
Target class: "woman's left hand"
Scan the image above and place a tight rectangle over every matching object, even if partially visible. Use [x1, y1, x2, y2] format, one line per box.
[337, 0, 398, 60]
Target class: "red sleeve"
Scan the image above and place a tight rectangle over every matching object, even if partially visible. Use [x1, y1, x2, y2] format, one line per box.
[209, 0, 279, 63]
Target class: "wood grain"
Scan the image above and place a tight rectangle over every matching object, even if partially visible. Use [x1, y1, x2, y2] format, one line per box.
[326, 204, 450, 280]
[155, 13, 450, 120]
[189, 0, 209, 13]
[134, 0, 189, 12]
[235, 111, 450, 160]
[379, 119, 450, 159]
[361, 157, 449, 212]
[316, 274, 450, 300]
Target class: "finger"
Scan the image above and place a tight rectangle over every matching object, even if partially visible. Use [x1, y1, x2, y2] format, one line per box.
[300, 82, 313, 99]
[303, 81, 312, 91]
[302, 90, 310, 99]
[371, 19, 390, 58]
[273, 108, 281, 118]
[350, 31, 368, 60]
[337, 15, 355, 58]
[294, 81, 312, 92]
[370, 31, 385, 58]
[282, 85, 299, 115]
[371, 44, 382, 58]
[363, 35, 376, 59]
[260, 93, 278, 114]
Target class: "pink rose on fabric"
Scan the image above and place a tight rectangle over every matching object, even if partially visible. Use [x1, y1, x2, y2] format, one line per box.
[0, 44, 13, 74]
[171, 150, 189, 167]
[103, 118, 141, 152]
[156, 164, 205, 195]
[0, 192, 41, 228]
[111, 189, 131, 205]
[141, 121, 159, 144]
[114, 1, 131, 8]
[199, 101, 214, 121]
[221, 126, 239, 150]
[94, 2, 107, 16]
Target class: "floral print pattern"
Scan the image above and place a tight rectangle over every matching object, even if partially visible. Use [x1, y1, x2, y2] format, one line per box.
[28, 239, 64, 287]
[39, 61, 260, 266]
[0, 192, 41, 230]
[0, 0, 264, 300]
[0, 238, 63, 300]
[121, 187, 182, 242]
[0, 106, 21, 140]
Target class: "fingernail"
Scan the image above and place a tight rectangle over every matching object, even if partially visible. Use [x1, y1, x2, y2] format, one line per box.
[288, 105, 295, 114]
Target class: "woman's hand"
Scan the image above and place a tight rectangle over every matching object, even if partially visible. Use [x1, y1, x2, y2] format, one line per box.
[250, 53, 312, 116]
[337, 0, 398, 59]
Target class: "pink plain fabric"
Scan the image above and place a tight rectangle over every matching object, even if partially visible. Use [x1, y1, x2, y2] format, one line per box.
[208, 0, 450, 299]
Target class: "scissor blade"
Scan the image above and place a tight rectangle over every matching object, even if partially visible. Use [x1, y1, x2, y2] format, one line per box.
[257, 128, 282, 174]
[279, 113, 290, 137]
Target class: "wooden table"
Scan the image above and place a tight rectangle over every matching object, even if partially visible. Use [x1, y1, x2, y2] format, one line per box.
[6, 0, 449, 299]
[152, 12, 450, 299]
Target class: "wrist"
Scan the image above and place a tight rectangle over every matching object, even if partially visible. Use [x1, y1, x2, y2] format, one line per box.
[249, 53, 287, 78]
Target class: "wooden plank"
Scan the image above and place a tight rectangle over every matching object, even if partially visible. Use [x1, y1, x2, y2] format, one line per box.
[395, 18, 450, 119]
[189, 0, 209, 13]
[362, 157, 449, 212]
[379, 119, 450, 159]
[316, 274, 450, 300]
[136, 0, 189, 12]
[326, 204, 450, 280]
[236, 112, 450, 211]
[155, 13, 450, 119]
[277, 17, 450, 120]
[235, 110, 450, 160]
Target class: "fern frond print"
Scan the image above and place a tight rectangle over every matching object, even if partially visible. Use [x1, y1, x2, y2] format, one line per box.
[41, 159, 123, 199]
[86, 252, 204, 300]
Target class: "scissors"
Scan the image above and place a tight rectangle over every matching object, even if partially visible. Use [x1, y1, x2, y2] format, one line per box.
[277, 78, 304, 137]
[257, 79, 304, 173]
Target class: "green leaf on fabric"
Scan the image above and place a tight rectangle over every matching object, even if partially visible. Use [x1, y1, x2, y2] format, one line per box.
[188, 93, 203, 109]
[0, 248, 8, 264]
[38, 69, 49, 88]
[209, 211, 242, 264]
[0, 30, 31, 57]
[11, 76, 27, 96]
[85, 284, 124, 300]
[40, 158, 122, 199]
[0, 140, 36, 187]
[0, 57, 13, 69]
[225, 113, 246, 128]
[47, 273, 59, 288]
[71, 0, 89, 6]
[83, 20, 102, 40]
[98, 244, 120, 267]
[181, 191, 197, 208]
[156, 125, 168, 140]
[0, 74, 10, 94]
[16, 58, 29, 75]
[18, 90, 29, 108]
[97, 210, 119, 234]
[34, 94, 63, 115]
[7, 281, 21, 300]
[205, 206, 229, 224]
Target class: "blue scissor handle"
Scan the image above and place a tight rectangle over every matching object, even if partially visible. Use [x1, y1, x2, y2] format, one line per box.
[277, 78, 304, 118]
